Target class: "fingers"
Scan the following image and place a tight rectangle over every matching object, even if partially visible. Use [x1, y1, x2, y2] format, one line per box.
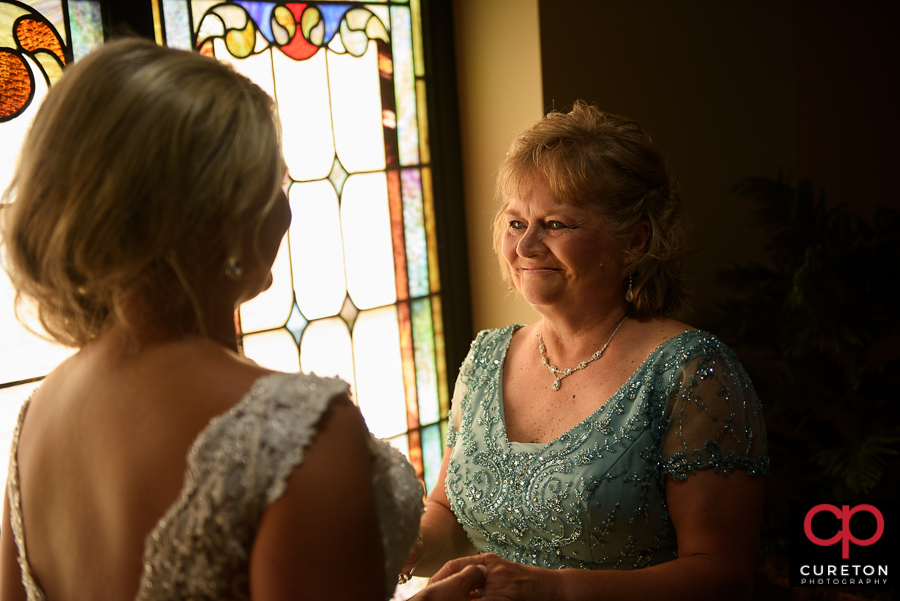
[430, 554, 491, 583]
[412, 565, 487, 601]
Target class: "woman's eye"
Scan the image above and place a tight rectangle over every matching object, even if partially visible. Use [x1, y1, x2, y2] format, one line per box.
[508, 220, 524, 230]
[547, 221, 567, 230]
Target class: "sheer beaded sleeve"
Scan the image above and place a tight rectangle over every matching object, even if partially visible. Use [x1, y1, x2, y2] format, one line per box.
[659, 338, 769, 481]
[446, 334, 480, 447]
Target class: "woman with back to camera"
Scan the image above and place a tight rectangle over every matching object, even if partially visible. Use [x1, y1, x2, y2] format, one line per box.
[0, 38, 486, 601]
[402, 102, 769, 600]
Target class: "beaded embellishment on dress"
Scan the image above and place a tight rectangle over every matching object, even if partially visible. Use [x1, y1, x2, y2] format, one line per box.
[445, 327, 768, 571]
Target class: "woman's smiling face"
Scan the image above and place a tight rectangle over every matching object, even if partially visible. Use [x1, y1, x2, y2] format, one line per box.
[501, 179, 627, 311]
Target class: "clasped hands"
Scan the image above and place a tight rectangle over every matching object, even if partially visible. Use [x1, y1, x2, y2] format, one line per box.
[405, 552, 555, 601]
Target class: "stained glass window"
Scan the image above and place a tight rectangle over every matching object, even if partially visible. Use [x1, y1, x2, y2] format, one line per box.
[156, 1, 451, 495]
[0, 0, 104, 490]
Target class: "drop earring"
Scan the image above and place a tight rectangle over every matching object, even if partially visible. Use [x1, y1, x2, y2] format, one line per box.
[625, 273, 634, 303]
[225, 253, 242, 281]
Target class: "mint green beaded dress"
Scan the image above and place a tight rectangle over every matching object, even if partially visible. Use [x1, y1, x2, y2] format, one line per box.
[445, 326, 768, 570]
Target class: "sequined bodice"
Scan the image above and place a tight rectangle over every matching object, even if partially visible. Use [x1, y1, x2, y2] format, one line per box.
[7, 373, 423, 600]
[445, 326, 768, 570]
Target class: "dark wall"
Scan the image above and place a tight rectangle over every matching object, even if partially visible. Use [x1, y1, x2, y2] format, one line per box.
[538, 0, 899, 325]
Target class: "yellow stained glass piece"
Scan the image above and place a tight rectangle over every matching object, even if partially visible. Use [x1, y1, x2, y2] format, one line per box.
[328, 42, 386, 173]
[33, 50, 63, 85]
[272, 5, 296, 45]
[289, 180, 347, 320]
[242, 329, 300, 373]
[273, 47, 334, 181]
[299, 316, 355, 393]
[0, 4, 30, 49]
[341, 172, 397, 310]
[353, 306, 407, 439]
[239, 234, 292, 334]
[211, 3, 249, 30]
[224, 20, 255, 58]
[300, 6, 322, 45]
[365, 14, 389, 43]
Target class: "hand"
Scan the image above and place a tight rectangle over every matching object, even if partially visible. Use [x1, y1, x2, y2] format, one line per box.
[410, 564, 488, 601]
[430, 554, 556, 601]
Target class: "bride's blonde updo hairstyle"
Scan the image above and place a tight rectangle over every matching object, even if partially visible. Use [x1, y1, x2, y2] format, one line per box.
[1, 38, 284, 347]
[493, 100, 691, 316]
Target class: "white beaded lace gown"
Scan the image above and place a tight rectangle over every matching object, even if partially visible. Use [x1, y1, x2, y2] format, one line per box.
[6, 373, 424, 600]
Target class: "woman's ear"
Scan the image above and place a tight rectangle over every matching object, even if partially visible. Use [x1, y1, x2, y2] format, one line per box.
[626, 220, 650, 262]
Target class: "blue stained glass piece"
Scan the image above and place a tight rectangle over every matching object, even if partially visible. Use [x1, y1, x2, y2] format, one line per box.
[319, 4, 350, 43]
[235, 1, 276, 42]
[286, 302, 308, 345]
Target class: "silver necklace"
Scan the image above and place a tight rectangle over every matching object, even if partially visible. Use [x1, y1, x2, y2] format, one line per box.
[538, 312, 629, 392]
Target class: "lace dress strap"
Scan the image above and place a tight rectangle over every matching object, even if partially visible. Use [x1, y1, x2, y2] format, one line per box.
[6, 398, 48, 601]
[138, 372, 350, 600]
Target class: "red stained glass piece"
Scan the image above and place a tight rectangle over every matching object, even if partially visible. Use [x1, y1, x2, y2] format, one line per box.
[15, 19, 65, 65]
[281, 3, 317, 61]
[0, 50, 32, 120]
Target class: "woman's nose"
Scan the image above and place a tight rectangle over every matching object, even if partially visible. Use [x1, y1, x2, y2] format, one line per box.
[516, 226, 544, 257]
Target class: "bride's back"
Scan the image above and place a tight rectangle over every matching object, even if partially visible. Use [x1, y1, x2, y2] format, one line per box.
[0, 38, 296, 600]
[14, 337, 269, 601]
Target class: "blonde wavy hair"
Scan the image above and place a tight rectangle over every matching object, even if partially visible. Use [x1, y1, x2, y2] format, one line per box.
[1, 38, 284, 347]
[493, 101, 691, 316]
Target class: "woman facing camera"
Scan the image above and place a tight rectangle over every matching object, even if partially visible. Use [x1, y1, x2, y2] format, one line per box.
[0, 39, 485, 601]
[405, 102, 769, 600]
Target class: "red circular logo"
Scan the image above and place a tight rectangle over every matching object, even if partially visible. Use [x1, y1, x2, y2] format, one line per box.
[803, 504, 884, 559]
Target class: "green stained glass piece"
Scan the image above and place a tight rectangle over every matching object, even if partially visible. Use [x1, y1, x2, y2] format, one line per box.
[411, 297, 439, 424]
[339, 295, 360, 329]
[328, 156, 349, 197]
[390, 6, 419, 166]
[286, 302, 308, 345]
[70, 1, 104, 61]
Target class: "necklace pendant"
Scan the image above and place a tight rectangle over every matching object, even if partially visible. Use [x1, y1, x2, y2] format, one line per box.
[552, 379, 561, 391]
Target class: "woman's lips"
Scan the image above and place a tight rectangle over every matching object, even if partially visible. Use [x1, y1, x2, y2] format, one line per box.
[519, 266, 559, 274]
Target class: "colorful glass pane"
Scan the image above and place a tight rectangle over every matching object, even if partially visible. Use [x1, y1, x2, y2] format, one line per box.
[162, 0, 192, 50]
[290, 179, 346, 320]
[390, 6, 418, 166]
[168, 0, 450, 482]
[353, 305, 406, 439]
[328, 43, 386, 173]
[298, 315, 355, 390]
[402, 168, 429, 297]
[342, 172, 398, 310]
[242, 328, 300, 373]
[411, 297, 438, 424]
[274, 49, 334, 181]
[421, 422, 442, 493]
[69, 1, 103, 61]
